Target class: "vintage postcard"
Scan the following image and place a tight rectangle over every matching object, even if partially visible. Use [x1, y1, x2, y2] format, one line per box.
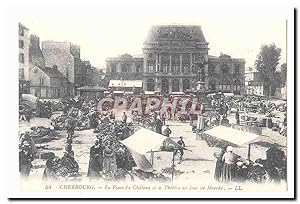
[2, 1, 295, 199]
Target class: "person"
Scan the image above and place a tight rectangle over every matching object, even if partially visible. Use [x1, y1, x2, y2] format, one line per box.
[161, 113, 166, 126]
[60, 144, 79, 174]
[87, 140, 103, 180]
[155, 118, 163, 134]
[102, 141, 117, 175]
[42, 156, 60, 181]
[65, 114, 76, 141]
[235, 109, 240, 125]
[153, 111, 158, 121]
[122, 112, 127, 124]
[162, 125, 172, 137]
[19, 132, 37, 156]
[19, 106, 27, 122]
[19, 141, 33, 178]
[280, 113, 287, 136]
[221, 146, 237, 182]
[214, 148, 225, 182]
[115, 147, 127, 170]
[176, 136, 186, 161]
[200, 103, 205, 115]
[220, 115, 230, 127]
[189, 113, 193, 126]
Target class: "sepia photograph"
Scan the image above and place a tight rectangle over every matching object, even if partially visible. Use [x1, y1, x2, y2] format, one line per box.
[1, 0, 296, 200]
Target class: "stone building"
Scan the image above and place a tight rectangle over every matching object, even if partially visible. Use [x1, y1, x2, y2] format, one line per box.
[245, 69, 264, 96]
[29, 35, 45, 70]
[19, 23, 30, 95]
[30, 65, 69, 98]
[207, 54, 245, 94]
[106, 25, 246, 94]
[42, 41, 82, 96]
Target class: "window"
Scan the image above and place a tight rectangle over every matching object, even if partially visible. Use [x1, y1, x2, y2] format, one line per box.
[172, 79, 180, 92]
[147, 79, 155, 91]
[19, 53, 24, 63]
[221, 63, 229, 74]
[235, 65, 240, 74]
[111, 65, 116, 73]
[19, 68, 24, 79]
[162, 64, 168, 73]
[136, 65, 141, 73]
[40, 78, 44, 85]
[121, 65, 128, 73]
[148, 64, 154, 73]
[19, 40, 24, 49]
[209, 65, 215, 74]
[183, 79, 190, 91]
[19, 27, 24, 36]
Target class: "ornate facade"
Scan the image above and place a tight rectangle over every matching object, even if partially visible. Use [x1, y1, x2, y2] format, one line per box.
[106, 25, 246, 94]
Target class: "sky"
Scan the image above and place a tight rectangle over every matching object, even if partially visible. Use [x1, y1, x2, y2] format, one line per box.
[20, 14, 287, 71]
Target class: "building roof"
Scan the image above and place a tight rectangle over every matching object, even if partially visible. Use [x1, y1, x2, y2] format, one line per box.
[109, 80, 143, 88]
[40, 67, 66, 79]
[145, 25, 206, 43]
[77, 85, 106, 91]
[19, 23, 29, 30]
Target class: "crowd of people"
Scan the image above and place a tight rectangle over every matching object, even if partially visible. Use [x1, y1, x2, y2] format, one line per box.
[213, 145, 287, 184]
[19, 92, 287, 184]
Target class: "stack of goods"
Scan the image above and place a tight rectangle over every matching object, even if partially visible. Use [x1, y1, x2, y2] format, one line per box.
[29, 126, 60, 143]
[51, 115, 68, 130]
[130, 169, 172, 182]
[199, 132, 232, 149]
[37, 101, 53, 118]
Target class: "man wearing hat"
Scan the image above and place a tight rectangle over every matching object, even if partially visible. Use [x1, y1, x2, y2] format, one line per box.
[162, 125, 172, 137]
[176, 136, 186, 161]
[19, 141, 33, 178]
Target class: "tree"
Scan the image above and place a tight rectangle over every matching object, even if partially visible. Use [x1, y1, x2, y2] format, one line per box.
[255, 44, 281, 96]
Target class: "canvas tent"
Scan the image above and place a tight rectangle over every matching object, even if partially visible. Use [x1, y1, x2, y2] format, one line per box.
[120, 128, 167, 172]
[204, 125, 261, 160]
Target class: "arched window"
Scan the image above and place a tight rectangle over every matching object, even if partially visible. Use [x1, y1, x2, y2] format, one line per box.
[147, 79, 155, 91]
[208, 79, 216, 91]
[233, 80, 241, 91]
[162, 78, 169, 94]
[172, 79, 180, 92]
[183, 78, 190, 91]
[220, 79, 231, 91]
[221, 63, 230, 74]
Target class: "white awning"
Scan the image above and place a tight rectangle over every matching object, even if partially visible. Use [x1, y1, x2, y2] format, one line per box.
[120, 128, 167, 172]
[125, 92, 134, 94]
[113, 91, 124, 94]
[144, 91, 155, 95]
[224, 93, 234, 97]
[121, 128, 166, 154]
[109, 80, 143, 88]
[171, 92, 184, 95]
[204, 126, 260, 147]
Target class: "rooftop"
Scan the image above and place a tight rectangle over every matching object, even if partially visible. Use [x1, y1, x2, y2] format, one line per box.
[40, 67, 66, 79]
[145, 25, 207, 43]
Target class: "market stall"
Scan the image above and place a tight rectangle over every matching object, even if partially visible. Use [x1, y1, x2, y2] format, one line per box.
[120, 128, 167, 172]
[204, 125, 261, 161]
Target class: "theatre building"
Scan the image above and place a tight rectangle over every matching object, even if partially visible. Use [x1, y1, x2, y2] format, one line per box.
[106, 25, 245, 95]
